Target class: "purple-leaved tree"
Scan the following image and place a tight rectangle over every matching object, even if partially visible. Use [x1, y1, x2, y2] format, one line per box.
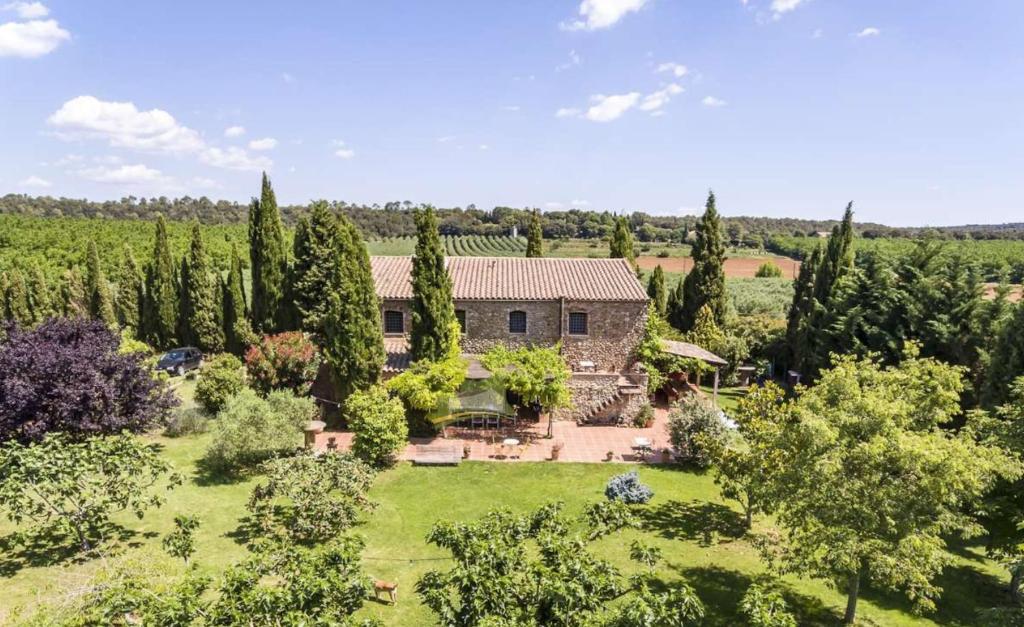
[0, 318, 178, 442]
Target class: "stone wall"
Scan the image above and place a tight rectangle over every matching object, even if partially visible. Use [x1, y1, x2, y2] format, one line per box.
[379, 298, 647, 373]
[555, 372, 650, 425]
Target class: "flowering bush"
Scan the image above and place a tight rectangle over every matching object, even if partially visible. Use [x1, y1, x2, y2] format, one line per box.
[244, 332, 321, 396]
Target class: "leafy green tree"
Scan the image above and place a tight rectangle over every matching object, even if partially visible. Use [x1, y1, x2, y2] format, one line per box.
[26, 264, 53, 324]
[194, 353, 245, 414]
[680, 191, 727, 330]
[785, 246, 821, 370]
[410, 205, 458, 362]
[0, 433, 180, 551]
[320, 216, 386, 403]
[646, 264, 667, 316]
[760, 351, 1016, 624]
[739, 581, 797, 627]
[178, 223, 225, 352]
[244, 331, 321, 396]
[60, 267, 89, 319]
[346, 385, 409, 468]
[247, 452, 376, 543]
[202, 389, 313, 475]
[812, 202, 855, 305]
[248, 172, 288, 333]
[480, 343, 572, 414]
[162, 514, 200, 565]
[987, 301, 1024, 407]
[290, 201, 341, 336]
[609, 216, 637, 268]
[85, 240, 117, 325]
[526, 208, 543, 257]
[142, 215, 179, 348]
[3, 268, 31, 326]
[754, 262, 782, 278]
[387, 331, 467, 412]
[667, 394, 727, 467]
[222, 243, 252, 355]
[115, 246, 144, 336]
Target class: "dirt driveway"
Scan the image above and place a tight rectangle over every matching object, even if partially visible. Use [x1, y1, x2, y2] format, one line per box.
[637, 255, 801, 279]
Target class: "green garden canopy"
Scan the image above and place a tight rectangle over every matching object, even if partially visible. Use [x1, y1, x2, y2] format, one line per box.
[426, 378, 515, 427]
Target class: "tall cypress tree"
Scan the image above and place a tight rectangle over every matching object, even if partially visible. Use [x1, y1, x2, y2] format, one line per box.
[322, 217, 386, 402]
[609, 217, 636, 268]
[3, 269, 31, 326]
[680, 191, 727, 330]
[813, 202, 855, 305]
[291, 202, 342, 336]
[143, 215, 179, 348]
[85, 240, 116, 325]
[647, 265, 667, 317]
[786, 246, 822, 370]
[116, 247, 144, 337]
[410, 205, 457, 362]
[178, 223, 225, 352]
[525, 209, 543, 258]
[222, 244, 252, 355]
[26, 264, 52, 325]
[61, 267, 88, 319]
[248, 172, 287, 333]
[666, 277, 685, 330]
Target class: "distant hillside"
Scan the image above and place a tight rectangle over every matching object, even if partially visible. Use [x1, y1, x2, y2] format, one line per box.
[5, 193, 1021, 243]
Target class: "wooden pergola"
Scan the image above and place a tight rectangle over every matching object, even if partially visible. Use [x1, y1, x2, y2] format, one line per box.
[659, 339, 729, 407]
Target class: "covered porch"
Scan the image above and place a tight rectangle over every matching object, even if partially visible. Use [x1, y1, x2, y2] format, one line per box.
[658, 339, 728, 407]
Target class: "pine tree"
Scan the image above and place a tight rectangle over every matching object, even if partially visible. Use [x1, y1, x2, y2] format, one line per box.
[26, 264, 52, 324]
[116, 247, 144, 337]
[61, 267, 88, 319]
[321, 216, 386, 402]
[178, 223, 225, 352]
[291, 202, 342, 336]
[410, 205, 458, 362]
[85, 240, 117, 325]
[785, 246, 821, 370]
[526, 209, 543, 258]
[666, 277, 685, 330]
[222, 244, 252, 355]
[647, 265, 667, 316]
[248, 172, 287, 333]
[986, 302, 1024, 407]
[680, 191, 727, 330]
[609, 217, 636, 268]
[3, 269, 32, 326]
[813, 202, 855, 305]
[142, 215, 179, 348]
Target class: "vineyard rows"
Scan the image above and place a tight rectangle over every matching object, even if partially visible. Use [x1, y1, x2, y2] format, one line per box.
[368, 235, 528, 257]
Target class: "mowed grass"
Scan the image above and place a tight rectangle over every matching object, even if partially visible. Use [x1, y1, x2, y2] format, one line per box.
[0, 425, 1008, 626]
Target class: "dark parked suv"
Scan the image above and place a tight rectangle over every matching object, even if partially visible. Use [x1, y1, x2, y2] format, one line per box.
[156, 347, 203, 376]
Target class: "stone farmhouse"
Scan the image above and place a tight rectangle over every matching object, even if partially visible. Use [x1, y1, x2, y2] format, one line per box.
[370, 256, 650, 424]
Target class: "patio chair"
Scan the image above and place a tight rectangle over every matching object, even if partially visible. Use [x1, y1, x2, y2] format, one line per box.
[492, 443, 504, 459]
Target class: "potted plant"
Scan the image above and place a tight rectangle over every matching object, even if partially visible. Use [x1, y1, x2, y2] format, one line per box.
[633, 404, 654, 429]
[605, 450, 615, 462]
[550, 441, 564, 461]
[463, 443, 472, 460]
[660, 447, 672, 464]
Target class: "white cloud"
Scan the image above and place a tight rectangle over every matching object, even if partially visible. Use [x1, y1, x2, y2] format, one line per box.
[281, 72, 295, 83]
[556, 49, 581, 71]
[48, 95, 204, 153]
[555, 107, 581, 118]
[190, 176, 220, 189]
[639, 83, 683, 113]
[248, 137, 278, 151]
[702, 96, 727, 107]
[656, 62, 688, 78]
[51, 153, 83, 167]
[199, 146, 271, 172]
[479, 144, 489, 151]
[585, 92, 641, 122]
[3, 1, 47, 18]
[812, 28, 823, 39]
[0, 18, 68, 57]
[571, 199, 591, 207]
[501, 105, 521, 112]
[49, 96, 271, 172]
[78, 163, 165, 184]
[19, 174, 50, 187]
[561, 0, 648, 31]
[332, 140, 355, 159]
[770, 0, 807, 17]
[224, 125, 246, 138]
[436, 135, 455, 143]
[856, 27, 880, 38]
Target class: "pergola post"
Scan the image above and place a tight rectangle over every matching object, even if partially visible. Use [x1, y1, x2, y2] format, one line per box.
[713, 368, 720, 408]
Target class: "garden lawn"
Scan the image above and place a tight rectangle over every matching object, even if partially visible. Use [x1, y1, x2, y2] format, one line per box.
[701, 385, 747, 414]
[0, 433, 1009, 626]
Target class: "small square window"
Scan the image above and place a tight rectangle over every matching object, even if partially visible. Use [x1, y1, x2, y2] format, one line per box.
[568, 312, 588, 335]
[455, 309, 467, 334]
[384, 310, 404, 334]
[509, 310, 527, 334]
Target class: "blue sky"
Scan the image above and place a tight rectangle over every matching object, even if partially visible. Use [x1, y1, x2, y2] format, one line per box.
[1, 0, 1021, 226]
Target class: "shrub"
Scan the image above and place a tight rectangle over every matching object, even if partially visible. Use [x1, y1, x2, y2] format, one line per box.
[247, 452, 376, 543]
[202, 389, 312, 475]
[0, 318, 177, 442]
[244, 331, 321, 396]
[667, 396, 727, 467]
[739, 581, 797, 627]
[604, 470, 654, 505]
[346, 385, 408, 468]
[656, 250, 670, 258]
[631, 403, 654, 428]
[194, 353, 245, 414]
[164, 408, 210, 437]
[754, 262, 783, 278]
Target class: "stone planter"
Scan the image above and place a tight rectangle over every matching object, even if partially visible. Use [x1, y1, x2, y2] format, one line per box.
[550, 441, 564, 461]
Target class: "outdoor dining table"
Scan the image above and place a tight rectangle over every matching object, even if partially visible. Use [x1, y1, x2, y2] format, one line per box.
[631, 437, 652, 456]
[503, 438, 520, 446]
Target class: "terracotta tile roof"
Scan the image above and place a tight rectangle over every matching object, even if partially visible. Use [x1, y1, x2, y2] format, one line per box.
[660, 339, 728, 367]
[371, 256, 648, 302]
[384, 337, 412, 373]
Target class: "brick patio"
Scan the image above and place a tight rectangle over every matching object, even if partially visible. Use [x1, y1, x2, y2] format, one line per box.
[314, 406, 674, 464]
